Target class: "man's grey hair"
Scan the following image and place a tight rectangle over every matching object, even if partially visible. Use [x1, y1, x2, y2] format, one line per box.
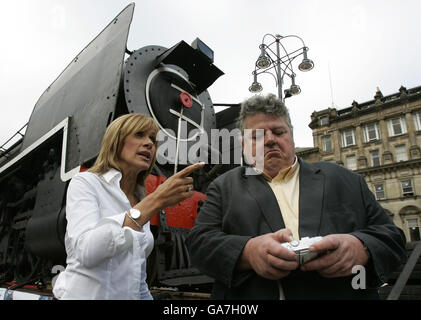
[236, 93, 293, 134]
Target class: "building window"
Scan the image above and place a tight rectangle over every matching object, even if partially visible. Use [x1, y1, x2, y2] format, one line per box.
[414, 111, 421, 131]
[320, 116, 329, 126]
[395, 145, 408, 162]
[321, 135, 332, 152]
[346, 155, 357, 170]
[341, 128, 356, 147]
[401, 179, 414, 196]
[370, 150, 381, 166]
[363, 123, 380, 142]
[387, 116, 407, 136]
[407, 218, 421, 242]
[374, 183, 386, 200]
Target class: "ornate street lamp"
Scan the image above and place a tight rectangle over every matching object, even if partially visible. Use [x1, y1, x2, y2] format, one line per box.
[249, 71, 263, 93]
[249, 34, 314, 102]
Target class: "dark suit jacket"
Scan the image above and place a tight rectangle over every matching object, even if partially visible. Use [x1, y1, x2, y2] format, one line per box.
[185, 158, 407, 299]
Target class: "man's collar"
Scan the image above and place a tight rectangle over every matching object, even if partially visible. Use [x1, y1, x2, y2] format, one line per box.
[262, 156, 299, 182]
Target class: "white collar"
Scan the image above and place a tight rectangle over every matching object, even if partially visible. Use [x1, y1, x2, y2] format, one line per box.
[100, 168, 122, 184]
[100, 168, 145, 200]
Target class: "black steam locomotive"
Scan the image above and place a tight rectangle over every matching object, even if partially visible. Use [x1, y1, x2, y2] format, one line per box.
[0, 3, 239, 296]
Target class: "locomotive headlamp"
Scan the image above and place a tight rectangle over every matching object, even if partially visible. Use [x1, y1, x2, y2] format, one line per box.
[155, 40, 223, 94]
[191, 38, 214, 63]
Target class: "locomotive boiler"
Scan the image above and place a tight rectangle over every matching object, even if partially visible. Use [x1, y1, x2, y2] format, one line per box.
[0, 3, 237, 296]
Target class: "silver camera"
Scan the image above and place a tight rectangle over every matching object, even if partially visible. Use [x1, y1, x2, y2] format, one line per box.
[281, 236, 323, 265]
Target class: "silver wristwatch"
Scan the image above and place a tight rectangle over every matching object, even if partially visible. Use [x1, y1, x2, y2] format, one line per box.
[127, 208, 142, 229]
[128, 208, 141, 219]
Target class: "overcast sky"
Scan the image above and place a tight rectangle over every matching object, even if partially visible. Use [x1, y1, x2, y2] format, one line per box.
[1, 0, 420, 149]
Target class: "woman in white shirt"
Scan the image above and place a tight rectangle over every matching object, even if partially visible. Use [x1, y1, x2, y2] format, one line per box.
[53, 114, 204, 299]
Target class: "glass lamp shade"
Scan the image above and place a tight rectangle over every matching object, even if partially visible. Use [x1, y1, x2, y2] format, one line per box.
[289, 84, 301, 95]
[256, 55, 271, 69]
[298, 58, 314, 71]
[249, 81, 263, 93]
[256, 44, 272, 69]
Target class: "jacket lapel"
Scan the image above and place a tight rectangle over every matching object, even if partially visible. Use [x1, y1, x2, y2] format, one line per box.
[242, 170, 285, 232]
[298, 159, 324, 237]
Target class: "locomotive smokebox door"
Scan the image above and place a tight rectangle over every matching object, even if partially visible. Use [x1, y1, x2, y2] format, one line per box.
[124, 40, 223, 166]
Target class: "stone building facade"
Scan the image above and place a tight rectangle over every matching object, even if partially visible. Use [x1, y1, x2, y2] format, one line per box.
[297, 85, 421, 243]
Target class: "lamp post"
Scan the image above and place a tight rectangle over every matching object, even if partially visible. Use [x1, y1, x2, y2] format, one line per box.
[249, 34, 314, 102]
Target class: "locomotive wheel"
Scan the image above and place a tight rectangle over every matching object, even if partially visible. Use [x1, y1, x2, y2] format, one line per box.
[0, 228, 14, 283]
[15, 250, 40, 283]
[11, 231, 41, 283]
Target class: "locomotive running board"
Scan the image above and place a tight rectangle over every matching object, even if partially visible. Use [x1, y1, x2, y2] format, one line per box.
[0, 117, 80, 182]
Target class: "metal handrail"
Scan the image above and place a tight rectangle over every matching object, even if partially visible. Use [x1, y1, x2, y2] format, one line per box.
[387, 241, 421, 300]
[0, 123, 27, 159]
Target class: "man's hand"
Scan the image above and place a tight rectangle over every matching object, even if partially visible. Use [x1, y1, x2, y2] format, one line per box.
[238, 228, 299, 280]
[301, 234, 370, 278]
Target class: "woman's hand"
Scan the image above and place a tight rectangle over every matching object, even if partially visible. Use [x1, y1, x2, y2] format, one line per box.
[150, 162, 205, 208]
[131, 162, 205, 226]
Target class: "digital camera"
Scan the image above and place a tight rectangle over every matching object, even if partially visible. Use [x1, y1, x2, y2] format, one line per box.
[281, 236, 323, 265]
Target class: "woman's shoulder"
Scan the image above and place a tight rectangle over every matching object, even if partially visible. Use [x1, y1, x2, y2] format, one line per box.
[66, 171, 110, 199]
[70, 169, 122, 186]
[71, 170, 99, 180]
[69, 171, 101, 187]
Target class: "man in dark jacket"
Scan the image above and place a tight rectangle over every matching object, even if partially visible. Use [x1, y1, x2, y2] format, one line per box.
[185, 93, 406, 299]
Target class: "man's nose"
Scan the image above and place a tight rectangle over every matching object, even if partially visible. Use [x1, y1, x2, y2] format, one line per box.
[264, 130, 276, 145]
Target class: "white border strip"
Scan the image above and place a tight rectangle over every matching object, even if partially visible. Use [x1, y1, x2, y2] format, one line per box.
[145, 67, 205, 142]
[0, 117, 80, 182]
[169, 109, 204, 135]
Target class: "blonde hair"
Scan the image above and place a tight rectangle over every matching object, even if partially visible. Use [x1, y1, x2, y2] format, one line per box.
[89, 113, 159, 186]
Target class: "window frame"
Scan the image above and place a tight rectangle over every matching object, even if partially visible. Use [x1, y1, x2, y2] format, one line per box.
[374, 183, 386, 200]
[414, 111, 421, 131]
[346, 155, 357, 170]
[395, 144, 408, 162]
[321, 135, 333, 152]
[406, 218, 421, 242]
[370, 149, 381, 167]
[363, 122, 380, 142]
[320, 116, 329, 127]
[387, 116, 407, 137]
[341, 128, 356, 147]
[401, 179, 414, 196]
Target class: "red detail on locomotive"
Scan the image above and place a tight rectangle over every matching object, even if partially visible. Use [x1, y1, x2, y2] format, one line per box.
[79, 165, 89, 172]
[179, 92, 193, 108]
[145, 174, 205, 229]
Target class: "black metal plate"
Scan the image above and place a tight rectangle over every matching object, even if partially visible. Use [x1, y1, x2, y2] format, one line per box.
[22, 3, 135, 170]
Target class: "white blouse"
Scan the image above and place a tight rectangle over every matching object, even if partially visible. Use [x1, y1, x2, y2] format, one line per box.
[53, 169, 154, 300]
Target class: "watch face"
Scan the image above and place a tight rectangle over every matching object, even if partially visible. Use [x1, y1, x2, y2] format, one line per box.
[130, 209, 141, 219]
